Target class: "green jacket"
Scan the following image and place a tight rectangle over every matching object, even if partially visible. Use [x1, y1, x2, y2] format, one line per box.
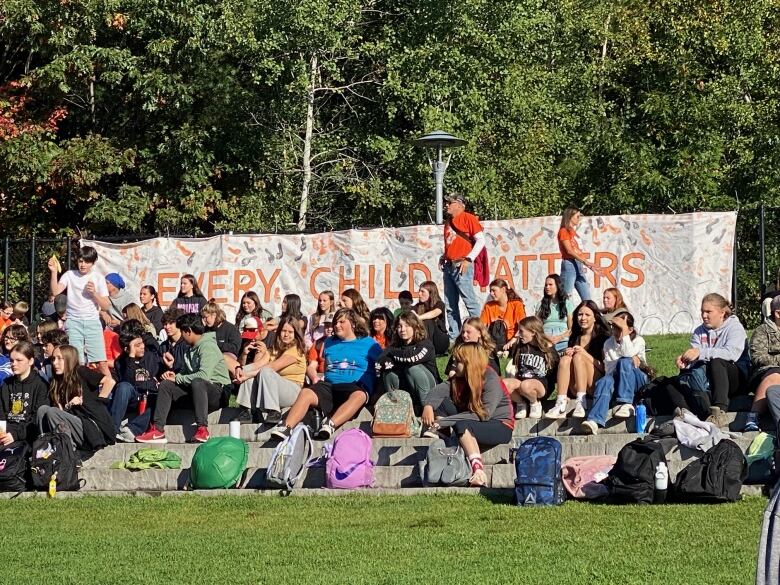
[749, 319, 780, 375]
[176, 331, 231, 387]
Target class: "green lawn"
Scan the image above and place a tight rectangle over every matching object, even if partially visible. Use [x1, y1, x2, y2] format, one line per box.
[0, 493, 765, 585]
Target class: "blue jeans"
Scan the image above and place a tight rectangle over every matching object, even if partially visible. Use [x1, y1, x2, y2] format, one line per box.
[587, 358, 649, 426]
[560, 258, 591, 302]
[442, 260, 481, 340]
[109, 382, 140, 433]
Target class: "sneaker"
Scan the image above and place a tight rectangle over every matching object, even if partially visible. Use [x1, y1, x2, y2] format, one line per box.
[316, 418, 336, 440]
[528, 402, 543, 419]
[234, 407, 253, 423]
[469, 468, 487, 487]
[136, 425, 167, 444]
[422, 425, 441, 439]
[705, 406, 729, 428]
[514, 401, 528, 419]
[263, 410, 282, 425]
[115, 425, 136, 443]
[192, 426, 210, 443]
[581, 420, 598, 435]
[269, 423, 291, 441]
[743, 413, 760, 432]
[572, 400, 586, 418]
[613, 403, 634, 419]
[544, 399, 568, 420]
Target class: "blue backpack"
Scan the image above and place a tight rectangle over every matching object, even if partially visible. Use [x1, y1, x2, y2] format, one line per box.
[513, 437, 566, 506]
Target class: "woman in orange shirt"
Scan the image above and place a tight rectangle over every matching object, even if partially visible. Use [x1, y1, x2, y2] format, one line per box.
[557, 207, 598, 302]
[480, 279, 526, 349]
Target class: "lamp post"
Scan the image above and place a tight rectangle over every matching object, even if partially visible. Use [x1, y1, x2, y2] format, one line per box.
[414, 130, 466, 224]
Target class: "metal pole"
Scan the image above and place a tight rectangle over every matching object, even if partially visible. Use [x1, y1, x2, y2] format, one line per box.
[732, 232, 738, 314]
[2, 237, 8, 301]
[29, 236, 36, 314]
[66, 236, 72, 271]
[760, 204, 767, 296]
[434, 145, 445, 225]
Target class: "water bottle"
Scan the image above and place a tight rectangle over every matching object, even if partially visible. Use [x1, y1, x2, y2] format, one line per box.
[138, 392, 148, 415]
[654, 461, 668, 503]
[635, 402, 647, 437]
[48, 472, 57, 498]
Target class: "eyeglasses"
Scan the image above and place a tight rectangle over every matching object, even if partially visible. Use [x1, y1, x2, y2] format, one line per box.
[4, 337, 18, 343]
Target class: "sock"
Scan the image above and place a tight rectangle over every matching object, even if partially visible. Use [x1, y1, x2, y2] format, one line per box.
[468, 454, 484, 472]
[556, 395, 568, 405]
[576, 393, 586, 403]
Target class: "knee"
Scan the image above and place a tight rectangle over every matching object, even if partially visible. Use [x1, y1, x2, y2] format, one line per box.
[572, 352, 589, 366]
[114, 382, 134, 399]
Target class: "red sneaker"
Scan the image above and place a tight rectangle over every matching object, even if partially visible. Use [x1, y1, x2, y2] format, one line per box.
[192, 426, 210, 443]
[135, 425, 167, 444]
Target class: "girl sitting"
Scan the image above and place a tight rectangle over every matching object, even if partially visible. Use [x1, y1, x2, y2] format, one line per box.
[445, 317, 501, 376]
[0, 341, 49, 446]
[601, 287, 629, 322]
[534, 274, 573, 353]
[413, 281, 449, 356]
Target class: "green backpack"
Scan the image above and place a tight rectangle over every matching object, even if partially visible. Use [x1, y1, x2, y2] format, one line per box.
[189, 437, 248, 489]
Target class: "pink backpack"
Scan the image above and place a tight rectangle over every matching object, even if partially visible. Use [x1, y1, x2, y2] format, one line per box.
[326, 429, 375, 489]
[561, 456, 617, 499]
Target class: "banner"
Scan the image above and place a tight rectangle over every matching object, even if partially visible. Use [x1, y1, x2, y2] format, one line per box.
[84, 211, 736, 335]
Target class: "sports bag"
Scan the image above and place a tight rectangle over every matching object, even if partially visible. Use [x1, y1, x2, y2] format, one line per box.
[0, 441, 29, 492]
[606, 437, 667, 504]
[561, 455, 617, 500]
[372, 390, 419, 438]
[674, 439, 747, 502]
[487, 319, 508, 350]
[189, 437, 248, 490]
[326, 429, 374, 489]
[513, 437, 565, 506]
[419, 438, 471, 487]
[265, 423, 313, 490]
[30, 432, 80, 491]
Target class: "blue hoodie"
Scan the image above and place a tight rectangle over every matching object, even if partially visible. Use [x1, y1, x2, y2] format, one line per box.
[690, 315, 750, 376]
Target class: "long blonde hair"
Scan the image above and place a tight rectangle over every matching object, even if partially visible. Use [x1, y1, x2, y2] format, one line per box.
[456, 317, 495, 354]
[450, 342, 489, 421]
[514, 316, 557, 369]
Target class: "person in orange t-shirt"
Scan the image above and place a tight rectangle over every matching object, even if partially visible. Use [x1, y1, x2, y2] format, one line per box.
[439, 193, 485, 341]
[480, 279, 526, 348]
[557, 207, 598, 302]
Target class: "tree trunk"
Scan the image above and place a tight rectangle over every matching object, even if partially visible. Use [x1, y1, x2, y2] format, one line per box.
[297, 53, 318, 231]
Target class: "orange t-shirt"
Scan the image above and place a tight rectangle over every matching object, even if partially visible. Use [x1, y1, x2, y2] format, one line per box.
[306, 341, 326, 373]
[557, 227, 582, 260]
[444, 212, 483, 260]
[103, 329, 122, 363]
[480, 299, 526, 340]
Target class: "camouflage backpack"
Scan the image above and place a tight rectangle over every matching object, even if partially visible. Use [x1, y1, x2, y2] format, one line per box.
[371, 390, 421, 438]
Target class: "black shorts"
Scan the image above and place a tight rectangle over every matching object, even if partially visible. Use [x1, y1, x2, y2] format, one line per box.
[311, 381, 369, 417]
[518, 375, 550, 395]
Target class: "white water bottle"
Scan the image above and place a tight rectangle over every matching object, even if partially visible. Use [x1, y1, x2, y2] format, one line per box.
[654, 462, 668, 503]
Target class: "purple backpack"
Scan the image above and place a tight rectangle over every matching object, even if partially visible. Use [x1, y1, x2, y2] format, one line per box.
[325, 429, 375, 489]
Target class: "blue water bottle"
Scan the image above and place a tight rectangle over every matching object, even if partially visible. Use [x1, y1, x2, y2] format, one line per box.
[635, 402, 647, 437]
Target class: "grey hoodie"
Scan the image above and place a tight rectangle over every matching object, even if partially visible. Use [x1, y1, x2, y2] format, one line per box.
[690, 315, 749, 375]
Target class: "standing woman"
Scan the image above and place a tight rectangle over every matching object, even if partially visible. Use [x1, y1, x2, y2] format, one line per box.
[139, 285, 164, 335]
[480, 278, 526, 349]
[306, 290, 335, 348]
[534, 274, 574, 353]
[168, 274, 207, 315]
[413, 281, 449, 356]
[558, 207, 598, 302]
[545, 300, 610, 419]
[422, 342, 514, 487]
[235, 291, 272, 327]
[340, 288, 371, 326]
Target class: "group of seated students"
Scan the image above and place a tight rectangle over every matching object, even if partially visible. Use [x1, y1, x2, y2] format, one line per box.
[1, 243, 779, 489]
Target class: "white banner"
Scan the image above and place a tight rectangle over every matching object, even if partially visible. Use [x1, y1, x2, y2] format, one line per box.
[84, 211, 736, 335]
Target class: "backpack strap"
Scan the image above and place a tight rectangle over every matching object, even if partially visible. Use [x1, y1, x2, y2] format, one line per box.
[446, 219, 476, 248]
[285, 425, 313, 490]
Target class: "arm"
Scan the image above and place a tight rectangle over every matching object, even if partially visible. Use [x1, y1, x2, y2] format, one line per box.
[467, 231, 485, 261]
[383, 340, 436, 368]
[264, 350, 299, 374]
[48, 259, 66, 296]
[416, 306, 443, 320]
[306, 359, 321, 384]
[423, 381, 451, 410]
[750, 326, 780, 368]
[223, 325, 242, 356]
[694, 324, 747, 363]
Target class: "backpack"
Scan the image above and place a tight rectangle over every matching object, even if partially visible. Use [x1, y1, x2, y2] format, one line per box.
[189, 437, 248, 490]
[513, 437, 566, 506]
[326, 429, 374, 489]
[746, 432, 775, 485]
[265, 423, 314, 490]
[372, 390, 420, 438]
[561, 455, 617, 500]
[419, 438, 471, 487]
[447, 219, 490, 288]
[30, 432, 80, 492]
[606, 437, 667, 504]
[487, 319, 508, 349]
[0, 441, 29, 492]
[674, 439, 747, 502]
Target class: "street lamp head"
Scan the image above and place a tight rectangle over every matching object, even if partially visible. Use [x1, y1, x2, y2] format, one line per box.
[413, 130, 467, 149]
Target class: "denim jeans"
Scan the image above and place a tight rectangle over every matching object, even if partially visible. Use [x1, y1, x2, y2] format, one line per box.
[560, 258, 591, 302]
[109, 381, 140, 433]
[586, 357, 649, 426]
[442, 260, 481, 340]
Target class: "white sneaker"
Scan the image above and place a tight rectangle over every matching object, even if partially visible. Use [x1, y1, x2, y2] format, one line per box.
[528, 402, 543, 419]
[613, 403, 634, 419]
[581, 420, 598, 435]
[115, 425, 135, 443]
[514, 402, 528, 419]
[544, 399, 568, 420]
[572, 400, 586, 418]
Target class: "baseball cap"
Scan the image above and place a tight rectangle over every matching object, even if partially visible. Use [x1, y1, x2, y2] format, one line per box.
[445, 193, 466, 205]
[240, 316, 262, 339]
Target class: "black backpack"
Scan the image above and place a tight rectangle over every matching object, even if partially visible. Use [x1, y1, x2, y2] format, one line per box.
[606, 437, 668, 504]
[673, 439, 746, 503]
[30, 432, 80, 491]
[0, 441, 30, 492]
[488, 320, 508, 349]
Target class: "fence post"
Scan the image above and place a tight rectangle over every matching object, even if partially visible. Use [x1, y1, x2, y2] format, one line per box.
[732, 232, 738, 314]
[66, 235, 72, 270]
[2, 237, 8, 301]
[760, 203, 766, 296]
[29, 236, 36, 315]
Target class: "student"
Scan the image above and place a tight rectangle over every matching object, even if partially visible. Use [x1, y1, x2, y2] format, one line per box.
[234, 317, 307, 425]
[340, 288, 371, 327]
[375, 310, 440, 415]
[269, 308, 381, 441]
[747, 295, 780, 431]
[0, 301, 14, 333]
[168, 274, 207, 315]
[234, 291, 272, 327]
[0, 324, 32, 385]
[601, 287, 629, 322]
[581, 312, 649, 435]
[12, 301, 30, 328]
[122, 303, 157, 336]
[305, 290, 335, 348]
[279, 293, 307, 333]
[446, 317, 501, 376]
[37, 345, 117, 452]
[369, 307, 394, 349]
[534, 274, 574, 353]
[159, 308, 188, 374]
[422, 342, 514, 487]
[102, 273, 134, 328]
[139, 285, 164, 335]
[413, 281, 449, 356]
[48, 246, 111, 374]
[201, 302, 242, 357]
[480, 278, 526, 349]
[135, 313, 232, 444]
[48, 294, 67, 329]
[38, 329, 69, 382]
[558, 207, 599, 302]
[502, 316, 558, 420]
[305, 313, 334, 385]
[545, 300, 610, 419]
[0, 341, 49, 446]
[35, 320, 59, 362]
[393, 291, 414, 318]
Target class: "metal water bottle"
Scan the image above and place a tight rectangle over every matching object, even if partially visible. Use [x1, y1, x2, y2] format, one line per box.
[635, 402, 647, 437]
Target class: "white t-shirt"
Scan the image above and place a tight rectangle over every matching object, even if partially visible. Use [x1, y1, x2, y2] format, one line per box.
[59, 270, 108, 320]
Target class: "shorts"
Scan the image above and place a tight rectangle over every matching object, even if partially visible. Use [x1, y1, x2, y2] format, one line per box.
[519, 375, 549, 395]
[311, 381, 369, 417]
[65, 318, 107, 364]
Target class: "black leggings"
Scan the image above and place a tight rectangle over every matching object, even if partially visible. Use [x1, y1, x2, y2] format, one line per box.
[435, 398, 513, 449]
[707, 358, 742, 410]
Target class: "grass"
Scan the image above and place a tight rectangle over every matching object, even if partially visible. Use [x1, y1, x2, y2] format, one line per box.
[0, 493, 765, 585]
